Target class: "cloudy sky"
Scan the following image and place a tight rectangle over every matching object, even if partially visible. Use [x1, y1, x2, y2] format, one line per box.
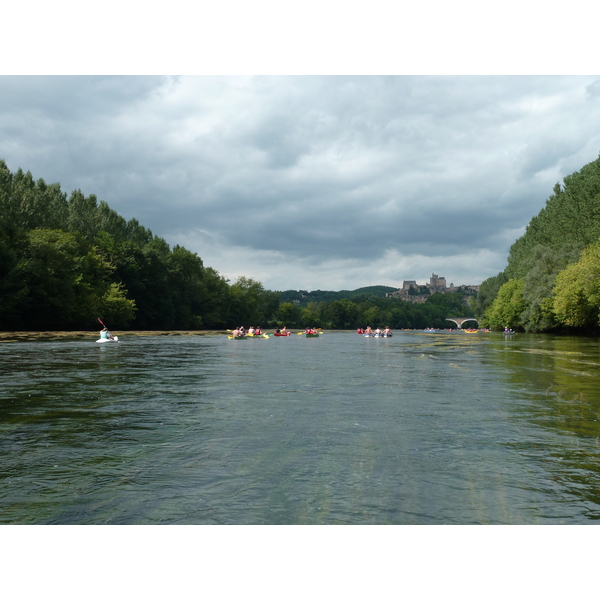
[2, 8, 599, 292]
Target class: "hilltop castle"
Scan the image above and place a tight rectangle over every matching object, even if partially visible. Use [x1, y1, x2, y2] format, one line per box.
[386, 273, 479, 304]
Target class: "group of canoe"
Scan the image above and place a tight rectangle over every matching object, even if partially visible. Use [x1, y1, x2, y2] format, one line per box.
[357, 326, 393, 337]
[228, 326, 321, 339]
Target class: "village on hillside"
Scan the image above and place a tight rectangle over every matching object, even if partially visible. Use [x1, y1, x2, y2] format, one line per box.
[386, 273, 480, 304]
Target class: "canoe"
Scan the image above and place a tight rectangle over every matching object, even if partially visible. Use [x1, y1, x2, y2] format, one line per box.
[96, 336, 119, 343]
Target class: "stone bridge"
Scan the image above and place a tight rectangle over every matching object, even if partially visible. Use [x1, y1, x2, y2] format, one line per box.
[445, 317, 479, 329]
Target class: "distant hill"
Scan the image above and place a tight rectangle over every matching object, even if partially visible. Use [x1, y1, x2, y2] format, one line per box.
[347, 285, 399, 297]
[278, 286, 398, 305]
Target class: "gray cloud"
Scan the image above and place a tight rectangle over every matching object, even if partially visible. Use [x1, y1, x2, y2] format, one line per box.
[1, 75, 599, 290]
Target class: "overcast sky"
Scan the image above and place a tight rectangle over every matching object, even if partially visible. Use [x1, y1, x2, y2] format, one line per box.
[2, 8, 599, 292]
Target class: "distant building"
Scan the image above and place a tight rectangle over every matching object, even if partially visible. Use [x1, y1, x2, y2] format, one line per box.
[386, 273, 479, 303]
[429, 273, 446, 292]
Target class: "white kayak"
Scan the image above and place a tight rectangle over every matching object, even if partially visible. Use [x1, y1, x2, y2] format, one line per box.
[96, 336, 119, 343]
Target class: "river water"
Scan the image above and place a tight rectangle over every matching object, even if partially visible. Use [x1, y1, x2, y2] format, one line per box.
[1, 330, 599, 524]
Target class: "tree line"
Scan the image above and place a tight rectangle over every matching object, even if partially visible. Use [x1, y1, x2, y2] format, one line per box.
[1, 160, 475, 331]
[0, 160, 280, 330]
[472, 154, 600, 333]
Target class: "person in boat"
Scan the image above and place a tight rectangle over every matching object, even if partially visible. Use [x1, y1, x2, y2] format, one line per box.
[281, 326, 288, 334]
[248, 326, 255, 335]
[255, 326, 262, 335]
[384, 326, 392, 336]
[232, 327, 243, 338]
[275, 328, 281, 334]
[365, 326, 373, 334]
[375, 327, 382, 335]
[100, 327, 114, 340]
[357, 328, 364, 334]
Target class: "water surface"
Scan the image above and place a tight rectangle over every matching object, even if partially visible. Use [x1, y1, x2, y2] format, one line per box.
[1, 330, 599, 524]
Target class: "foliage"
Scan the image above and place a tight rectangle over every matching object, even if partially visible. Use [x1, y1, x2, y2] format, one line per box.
[480, 154, 600, 332]
[229, 276, 280, 328]
[504, 155, 600, 280]
[0, 160, 241, 331]
[482, 279, 527, 330]
[552, 241, 600, 329]
[519, 244, 583, 332]
[471, 271, 507, 320]
[278, 286, 397, 306]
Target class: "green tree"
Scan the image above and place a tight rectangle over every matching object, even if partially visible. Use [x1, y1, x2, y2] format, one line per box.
[0, 226, 29, 329]
[363, 305, 381, 328]
[519, 244, 583, 332]
[229, 276, 280, 327]
[483, 278, 526, 331]
[300, 301, 325, 328]
[277, 301, 301, 327]
[326, 298, 358, 329]
[471, 272, 508, 320]
[18, 229, 84, 328]
[552, 241, 600, 329]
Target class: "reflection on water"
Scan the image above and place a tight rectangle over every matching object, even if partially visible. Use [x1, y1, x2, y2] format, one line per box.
[1, 331, 599, 524]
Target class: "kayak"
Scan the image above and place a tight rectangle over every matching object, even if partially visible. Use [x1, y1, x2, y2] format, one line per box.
[305, 333, 320, 337]
[365, 333, 392, 337]
[273, 332, 290, 336]
[96, 336, 119, 343]
[228, 335, 247, 340]
[247, 333, 269, 338]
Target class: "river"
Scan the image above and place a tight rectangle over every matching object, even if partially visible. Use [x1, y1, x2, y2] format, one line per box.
[1, 330, 599, 524]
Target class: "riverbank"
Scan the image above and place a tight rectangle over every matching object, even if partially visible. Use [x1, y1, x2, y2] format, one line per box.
[0, 330, 227, 342]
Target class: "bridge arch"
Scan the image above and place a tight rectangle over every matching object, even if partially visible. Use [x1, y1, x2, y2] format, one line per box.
[445, 317, 479, 329]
